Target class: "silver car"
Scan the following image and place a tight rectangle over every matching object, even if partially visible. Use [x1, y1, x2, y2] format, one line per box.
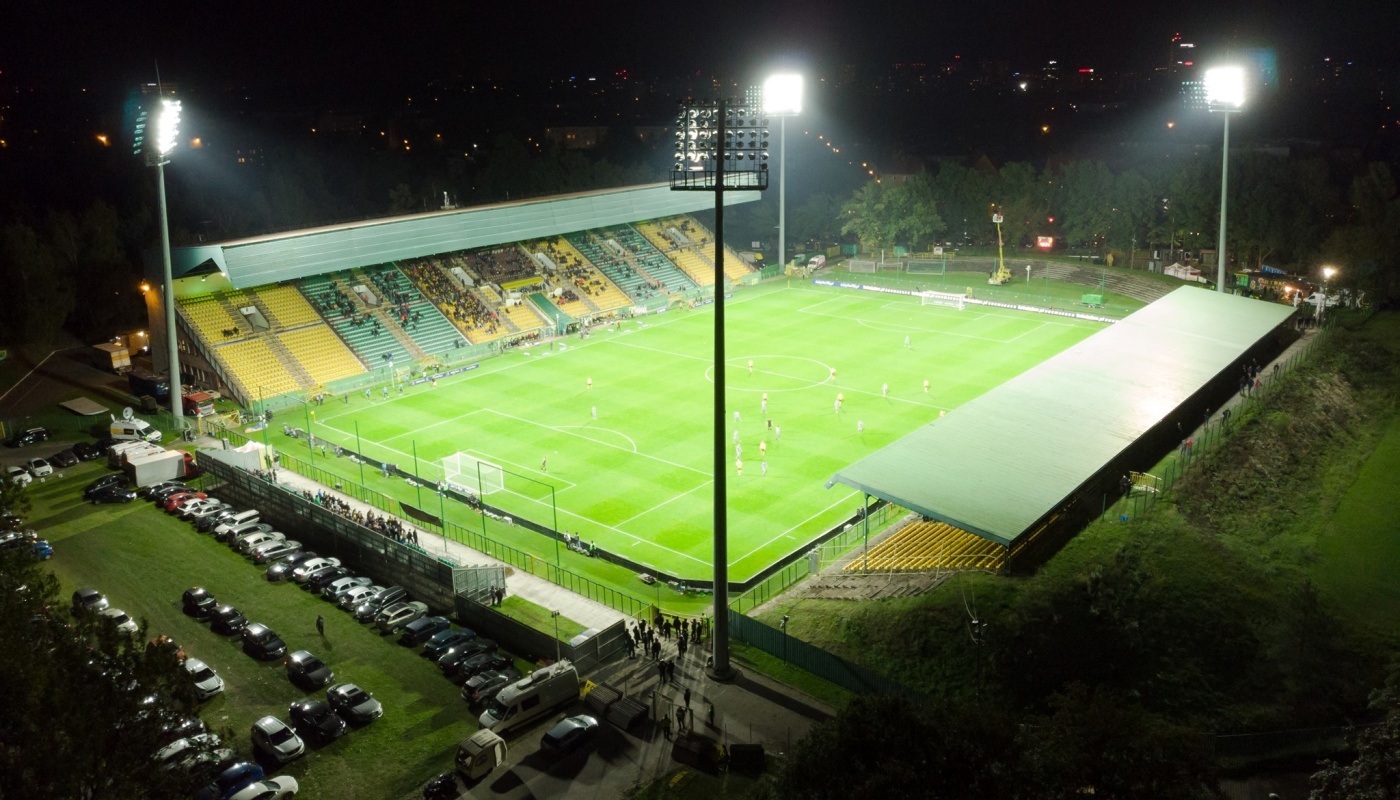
[338, 584, 382, 610]
[323, 576, 372, 601]
[376, 601, 428, 633]
[184, 658, 225, 700]
[250, 716, 305, 763]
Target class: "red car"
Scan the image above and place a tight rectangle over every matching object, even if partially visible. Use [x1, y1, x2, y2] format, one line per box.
[165, 491, 208, 512]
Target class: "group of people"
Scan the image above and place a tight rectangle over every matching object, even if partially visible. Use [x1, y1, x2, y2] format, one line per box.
[405, 260, 501, 336]
[301, 489, 420, 545]
[624, 613, 705, 663]
[472, 247, 537, 285]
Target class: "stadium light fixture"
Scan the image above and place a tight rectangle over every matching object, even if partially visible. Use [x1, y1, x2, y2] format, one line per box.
[764, 73, 803, 276]
[671, 96, 771, 680]
[1204, 66, 1245, 294]
[1319, 265, 1338, 323]
[135, 95, 186, 426]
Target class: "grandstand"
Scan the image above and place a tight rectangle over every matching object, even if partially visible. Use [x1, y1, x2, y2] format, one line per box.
[844, 519, 1005, 573]
[828, 287, 1297, 572]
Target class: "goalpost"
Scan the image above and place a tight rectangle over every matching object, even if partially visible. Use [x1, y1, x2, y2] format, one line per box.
[847, 259, 879, 274]
[907, 258, 946, 275]
[919, 290, 967, 311]
[443, 452, 505, 495]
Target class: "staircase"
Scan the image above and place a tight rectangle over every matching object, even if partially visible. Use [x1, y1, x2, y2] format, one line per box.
[264, 335, 316, 389]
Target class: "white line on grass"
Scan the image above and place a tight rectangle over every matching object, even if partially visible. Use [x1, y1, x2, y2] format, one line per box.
[555, 425, 639, 452]
[485, 409, 709, 477]
[613, 479, 713, 527]
[732, 488, 861, 564]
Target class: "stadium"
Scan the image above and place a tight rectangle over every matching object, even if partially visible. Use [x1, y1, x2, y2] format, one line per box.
[145, 182, 1298, 593]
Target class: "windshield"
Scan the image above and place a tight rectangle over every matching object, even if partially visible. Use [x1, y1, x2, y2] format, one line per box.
[484, 699, 507, 720]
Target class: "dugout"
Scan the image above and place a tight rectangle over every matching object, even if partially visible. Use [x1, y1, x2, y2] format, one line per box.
[828, 287, 1299, 573]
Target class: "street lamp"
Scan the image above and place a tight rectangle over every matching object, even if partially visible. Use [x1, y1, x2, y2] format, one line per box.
[135, 96, 186, 426]
[1318, 265, 1337, 323]
[1204, 66, 1245, 294]
[550, 610, 561, 664]
[763, 74, 803, 273]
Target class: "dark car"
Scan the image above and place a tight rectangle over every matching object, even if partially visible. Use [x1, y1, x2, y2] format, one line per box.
[398, 616, 451, 647]
[288, 697, 346, 742]
[462, 668, 520, 705]
[5, 427, 49, 448]
[147, 482, 192, 502]
[72, 441, 103, 461]
[84, 474, 127, 497]
[450, 651, 512, 683]
[326, 683, 383, 724]
[89, 485, 138, 504]
[193, 760, 264, 800]
[49, 449, 78, 468]
[266, 551, 318, 581]
[436, 638, 497, 673]
[285, 650, 334, 689]
[182, 587, 218, 618]
[196, 508, 243, 533]
[209, 604, 249, 635]
[422, 628, 477, 661]
[352, 585, 406, 621]
[540, 715, 600, 755]
[304, 566, 350, 593]
[242, 623, 288, 660]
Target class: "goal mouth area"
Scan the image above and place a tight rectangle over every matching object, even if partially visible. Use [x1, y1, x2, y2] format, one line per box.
[443, 452, 505, 495]
[919, 290, 967, 310]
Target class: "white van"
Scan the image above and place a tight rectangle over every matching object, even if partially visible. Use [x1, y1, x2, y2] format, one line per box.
[110, 418, 162, 443]
[478, 660, 579, 735]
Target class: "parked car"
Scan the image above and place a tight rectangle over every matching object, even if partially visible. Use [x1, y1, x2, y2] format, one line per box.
[5, 427, 49, 447]
[6, 466, 32, 487]
[148, 482, 193, 503]
[72, 587, 109, 615]
[326, 683, 383, 724]
[165, 491, 209, 512]
[422, 628, 477, 661]
[462, 668, 521, 705]
[84, 473, 128, 497]
[89, 485, 137, 504]
[235, 531, 285, 555]
[25, 457, 53, 477]
[290, 557, 340, 584]
[540, 714, 600, 755]
[180, 498, 226, 518]
[266, 551, 319, 581]
[376, 601, 428, 634]
[352, 585, 407, 621]
[193, 760, 264, 800]
[303, 566, 351, 593]
[321, 575, 372, 601]
[253, 541, 302, 565]
[217, 521, 272, 545]
[337, 584, 382, 611]
[250, 538, 298, 561]
[28, 538, 54, 560]
[250, 716, 305, 764]
[187, 501, 232, 522]
[436, 638, 497, 672]
[99, 607, 139, 635]
[197, 508, 244, 533]
[156, 733, 235, 774]
[242, 624, 288, 660]
[210, 604, 249, 636]
[448, 651, 512, 683]
[398, 616, 451, 647]
[183, 587, 218, 617]
[228, 776, 299, 800]
[48, 449, 79, 468]
[288, 698, 346, 742]
[185, 657, 226, 700]
[285, 650, 334, 689]
[72, 441, 103, 461]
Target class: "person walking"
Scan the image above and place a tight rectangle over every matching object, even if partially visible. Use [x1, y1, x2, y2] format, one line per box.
[683, 687, 691, 709]
[316, 614, 325, 637]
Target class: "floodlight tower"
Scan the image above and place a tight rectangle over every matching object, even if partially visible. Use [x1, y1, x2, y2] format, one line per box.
[1204, 66, 1245, 294]
[134, 96, 186, 425]
[671, 98, 770, 680]
[763, 74, 803, 272]
[1318, 265, 1337, 323]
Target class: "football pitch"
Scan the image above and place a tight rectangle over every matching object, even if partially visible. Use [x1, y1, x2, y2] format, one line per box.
[299, 281, 1108, 582]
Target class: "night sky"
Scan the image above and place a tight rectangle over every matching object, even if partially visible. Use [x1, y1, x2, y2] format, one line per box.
[4, 0, 1396, 97]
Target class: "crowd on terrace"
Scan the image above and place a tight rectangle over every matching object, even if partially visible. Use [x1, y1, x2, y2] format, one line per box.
[301, 488, 420, 545]
[403, 261, 502, 336]
[472, 248, 537, 285]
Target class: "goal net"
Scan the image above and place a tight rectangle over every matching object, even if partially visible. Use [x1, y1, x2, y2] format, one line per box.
[920, 290, 966, 311]
[443, 452, 505, 495]
[847, 259, 878, 274]
[907, 258, 946, 275]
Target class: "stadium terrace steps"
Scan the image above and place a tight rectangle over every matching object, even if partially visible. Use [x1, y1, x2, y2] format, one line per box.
[533, 237, 631, 312]
[179, 296, 247, 344]
[215, 337, 302, 399]
[605, 225, 699, 294]
[277, 325, 368, 386]
[1040, 263, 1174, 304]
[398, 259, 507, 345]
[252, 284, 322, 329]
[299, 274, 412, 368]
[634, 220, 717, 287]
[843, 519, 1005, 573]
[698, 240, 754, 283]
[359, 265, 467, 356]
[264, 335, 315, 388]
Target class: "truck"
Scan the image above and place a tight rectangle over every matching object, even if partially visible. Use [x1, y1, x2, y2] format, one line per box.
[454, 729, 507, 781]
[478, 660, 580, 736]
[110, 415, 162, 444]
[108, 441, 165, 469]
[182, 391, 217, 418]
[122, 448, 200, 486]
[808, 254, 827, 270]
[127, 369, 170, 402]
[92, 342, 131, 373]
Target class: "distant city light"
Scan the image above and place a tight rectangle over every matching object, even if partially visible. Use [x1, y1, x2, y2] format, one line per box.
[95, 134, 109, 146]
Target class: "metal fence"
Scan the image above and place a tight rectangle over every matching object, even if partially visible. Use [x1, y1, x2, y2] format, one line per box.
[727, 609, 917, 698]
[198, 452, 464, 611]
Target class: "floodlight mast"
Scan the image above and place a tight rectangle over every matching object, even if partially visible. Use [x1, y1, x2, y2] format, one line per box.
[140, 97, 186, 426]
[671, 97, 770, 680]
[764, 74, 803, 273]
[1205, 66, 1245, 294]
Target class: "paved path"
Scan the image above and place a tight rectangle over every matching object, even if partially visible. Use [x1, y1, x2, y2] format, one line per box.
[243, 456, 628, 630]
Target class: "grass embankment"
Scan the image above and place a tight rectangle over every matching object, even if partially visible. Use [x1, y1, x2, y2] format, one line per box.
[31, 464, 483, 800]
[759, 312, 1400, 735]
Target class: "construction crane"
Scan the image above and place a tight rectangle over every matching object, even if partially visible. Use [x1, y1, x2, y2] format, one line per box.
[989, 210, 1011, 285]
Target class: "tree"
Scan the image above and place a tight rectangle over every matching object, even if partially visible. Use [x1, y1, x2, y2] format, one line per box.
[0, 222, 75, 346]
[388, 182, 417, 214]
[1310, 677, 1400, 800]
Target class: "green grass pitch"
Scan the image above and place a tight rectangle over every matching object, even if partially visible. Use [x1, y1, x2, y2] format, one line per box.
[297, 281, 1109, 582]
